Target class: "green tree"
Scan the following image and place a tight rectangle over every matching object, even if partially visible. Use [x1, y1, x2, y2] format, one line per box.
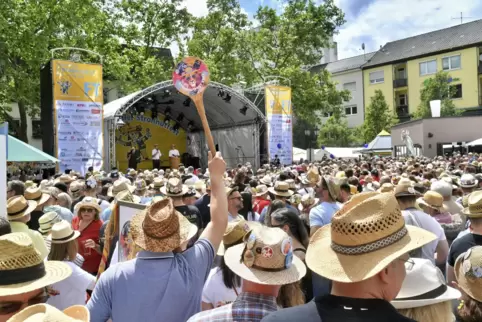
[362, 90, 397, 143]
[413, 71, 462, 119]
[317, 112, 355, 147]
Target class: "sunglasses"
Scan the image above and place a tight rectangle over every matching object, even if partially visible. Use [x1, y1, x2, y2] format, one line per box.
[0, 290, 49, 315]
[80, 208, 95, 213]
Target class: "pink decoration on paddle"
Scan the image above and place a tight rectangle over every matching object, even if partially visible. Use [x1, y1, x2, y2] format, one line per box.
[172, 57, 210, 97]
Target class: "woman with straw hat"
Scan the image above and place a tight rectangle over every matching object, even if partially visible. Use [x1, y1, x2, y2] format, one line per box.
[7, 303, 89, 322]
[46, 220, 95, 311]
[0, 233, 72, 321]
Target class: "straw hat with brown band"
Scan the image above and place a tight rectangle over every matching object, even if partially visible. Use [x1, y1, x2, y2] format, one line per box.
[49, 220, 81, 244]
[217, 219, 258, 256]
[107, 180, 136, 197]
[416, 191, 447, 213]
[0, 232, 72, 296]
[462, 191, 482, 218]
[268, 181, 294, 198]
[306, 192, 436, 283]
[24, 187, 51, 207]
[7, 196, 38, 221]
[38, 212, 62, 235]
[454, 246, 482, 302]
[7, 304, 89, 322]
[130, 198, 198, 253]
[224, 225, 306, 285]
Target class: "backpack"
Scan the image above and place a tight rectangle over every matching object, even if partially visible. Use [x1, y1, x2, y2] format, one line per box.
[403, 210, 424, 259]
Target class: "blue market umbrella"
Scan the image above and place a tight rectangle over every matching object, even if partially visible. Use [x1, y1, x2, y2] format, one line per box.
[7, 135, 59, 162]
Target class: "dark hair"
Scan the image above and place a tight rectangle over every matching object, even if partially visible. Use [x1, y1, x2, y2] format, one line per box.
[271, 208, 309, 248]
[371, 169, 379, 177]
[54, 182, 69, 193]
[361, 170, 369, 176]
[0, 218, 11, 236]
[279, 173, 289, 181]
[101, 178, 113, 186]
[249, 180, 258, 188]
[348, 176, 359, 186]
[239, 192, 253, 220]
[340, 183, 350, 194]
[7, 180, 25, 196]
[220, 254, 242, 290]
[344, 169, 354, 178]
[264, 200, 286, 226]
[457, 294, 482, 322]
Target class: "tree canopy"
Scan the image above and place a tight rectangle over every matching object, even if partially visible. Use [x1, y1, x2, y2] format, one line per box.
[361, 90, 397, 143]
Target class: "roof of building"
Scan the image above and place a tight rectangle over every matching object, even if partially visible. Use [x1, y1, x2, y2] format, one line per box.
[310, 52, 376, 74]
[364, 19, 482, 68]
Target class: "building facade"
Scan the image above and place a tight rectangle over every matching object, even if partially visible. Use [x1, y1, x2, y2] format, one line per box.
[363, 19, 482, 123]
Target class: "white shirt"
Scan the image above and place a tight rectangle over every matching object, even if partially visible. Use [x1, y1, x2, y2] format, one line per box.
[169, 149, 180, 157]
[152, 148, 161, 160]
[228, 213, 244, 222]
[47, 261, 95, 310]
[202, 267, 241, 308]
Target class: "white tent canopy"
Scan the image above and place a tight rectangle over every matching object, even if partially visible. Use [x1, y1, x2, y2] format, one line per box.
[314, 147, 360, 160]
[468, 138, 482, 146]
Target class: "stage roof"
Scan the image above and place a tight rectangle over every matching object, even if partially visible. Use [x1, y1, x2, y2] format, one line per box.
[104, 81, 266, 131]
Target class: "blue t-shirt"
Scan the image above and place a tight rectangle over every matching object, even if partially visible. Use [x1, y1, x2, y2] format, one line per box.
[309, 202, 342, 228]
[101, 207, 112, 222]
[87, 238, 215, 322]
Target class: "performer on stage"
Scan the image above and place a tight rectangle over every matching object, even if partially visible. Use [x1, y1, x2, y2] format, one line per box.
[152, 144, 161, 169]
[127, 146, 141, 170]
[169, 144, 181, 170]
[169, 144, 180, 158]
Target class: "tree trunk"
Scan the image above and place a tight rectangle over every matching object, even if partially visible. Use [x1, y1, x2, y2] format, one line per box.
[17, 101, 29, 143]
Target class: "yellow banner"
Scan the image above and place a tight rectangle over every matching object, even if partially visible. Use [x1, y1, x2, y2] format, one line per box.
[115, 114, 187, 171]
[265, 85, 292, 116]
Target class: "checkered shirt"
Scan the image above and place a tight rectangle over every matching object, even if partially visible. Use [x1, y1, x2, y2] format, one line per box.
[187, 291, 278, 322]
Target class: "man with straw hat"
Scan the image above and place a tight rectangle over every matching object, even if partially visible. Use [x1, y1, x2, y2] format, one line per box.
[87, 151, 228, 322]
[24, 186, 51, 231]
[189, 226, 306, 322]
[0, 233, 72, 321]
[447, 191, 482, 285]
[7, 303, 89, 322]
[263, 192, 436, 322]
[7, 196, 49, 259]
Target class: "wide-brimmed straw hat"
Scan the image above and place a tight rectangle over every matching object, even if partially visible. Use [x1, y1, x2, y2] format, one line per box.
[268, 181, 294, 197]
[259, 175, 273, 186]
[128, 169, 138, 177]
[392, 258, 460, 309]
[321, 175, 340, 201]
[58, 174, 74, 184]
[298, 194, 319, 212]
[135, 179, 147, 192]
[149, 177, 164, 190]
[463, 191, 482, 218]
[74, 197, 102, 215]
[224, 226, 306, 285]
[131, 198, 198, 252]
[378, 183, 394, 193]
[24, 187, 50, 207]
[107, 180, 136, 197]
[416, 191, 447, 212]
[0, 232, 72, 296]
[184, 186, 201, 199]
[217, 218, 255, 256]
[7, 304, 89, 322]
[455, 246, 482, 302]
[306, 167, 320, 185]
[49, 220, 80, 244]
[7, 196, 38, 221]
[254, 185, 269, 197]
[160, 176, 188, 197]
[459, 174, 478, 188]
[115, 190, 141, 204]
[394, 179, 418, 198]
[38, 211, 61, 235]
[306, 192, 436, 283]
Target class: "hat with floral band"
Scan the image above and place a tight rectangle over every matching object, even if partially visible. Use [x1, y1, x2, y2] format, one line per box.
[289, 194, 302, 207]
[24, 187, 50, 207]
[455, 246, 482, 302]
[298, 194, 319, 212]
[224, 225, 306, 285]
[7, 303, 89, 322]
[306, 192, 436, 283]
[0, 233, 72, 296]
[7, 196, 38, 221]
[160, 176, 188, 197]
[459, 174, 478, 189]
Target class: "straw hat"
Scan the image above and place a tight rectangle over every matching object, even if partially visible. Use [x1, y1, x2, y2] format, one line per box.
[0, 233, 72, 296]
[268, 181, 294, 197]
[49, 220, 80, 244]
[184, 186, 201, 199]
[285, 179, 296, 190]
[306, 192, 436, 283]
[455, 246, 482, 302]
[379, 183, 394, 193]
[306, 167, 320, 185]
[38, 211, 61, 235]
[130, 198, 198, 252]
[260, 175, 273, 186]
[394, 179, 417, 198]
[254, 185, 269, 197]
[299, 194, 319, 212]
[392, 258, 460, 309]
[25, 180, 37, 188]
[58, 174, 74, 184]
[194, 180, 206, 194]
[24, 187, 50, 207]
[160, 177, 188, 197]
[217, 219, 255, 255]
[7, 304, 89, 322]
[69, 181, 85, 196]
[74, 197, 102, 215]
[114, 190, 141, 204]
[459, 174, 478, 188]
[135, 179, 147, 192]
[7, 196, 38, 221]
[107, 180, 135, 197]
[321, 175, 340, 201]
[289, 194, 302, 206]
[463, 191, 482, 218]
[224, 226, 306, 285]
[128, 169, 137, 177]
[416, 191, 447, 212]
[349, 185, 358, 195]
[149, 177, 164, 190]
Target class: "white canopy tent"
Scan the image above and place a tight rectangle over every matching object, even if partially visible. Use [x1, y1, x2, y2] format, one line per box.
[468, 138, 482, 146]
[314, 147, 360, 160]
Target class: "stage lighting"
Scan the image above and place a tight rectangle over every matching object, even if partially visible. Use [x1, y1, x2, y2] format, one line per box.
[173, 123, 181, 131]
[223, 93, 231, 103]
[187, 121, 194, 132]
[164, 107, 171, 117]
[177, 113, 184, 122]
[183, 98, 191, 107]
[239, 106, 248, 115]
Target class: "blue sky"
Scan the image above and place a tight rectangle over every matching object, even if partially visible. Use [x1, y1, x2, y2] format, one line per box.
[181, 0, 482, 59]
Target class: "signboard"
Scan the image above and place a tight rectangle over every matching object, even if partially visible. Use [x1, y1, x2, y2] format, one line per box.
[265, 85, 293, 165]
[52, 60, 103, 174]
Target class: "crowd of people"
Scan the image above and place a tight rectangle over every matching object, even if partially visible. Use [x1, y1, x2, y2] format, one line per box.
[2, 151, 482, 321]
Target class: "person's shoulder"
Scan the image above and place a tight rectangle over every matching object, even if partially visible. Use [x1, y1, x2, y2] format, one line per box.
[187, 205, 200, 213]
[187, 304, 231, 322]
[261, 301, 319, 322]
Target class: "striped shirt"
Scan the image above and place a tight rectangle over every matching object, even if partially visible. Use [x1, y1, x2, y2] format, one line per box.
[187, 292, 278, 322]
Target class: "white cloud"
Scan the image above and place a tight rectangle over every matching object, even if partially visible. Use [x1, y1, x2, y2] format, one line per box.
[180, 0, 209, 17]
[334, 0, 482, 59]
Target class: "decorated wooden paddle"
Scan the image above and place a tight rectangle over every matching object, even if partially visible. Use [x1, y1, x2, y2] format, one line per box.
[172, 57, 216, 156]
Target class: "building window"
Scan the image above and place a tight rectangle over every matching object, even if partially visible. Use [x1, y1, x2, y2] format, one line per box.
[32, 120, 42, 138]
[451, 84, 462, 99]
[398, 94, 407, 106]
[345, 105, 357, 115]
[323, 112, 334, 117]
[369, 71, 384, 84]
[442, 55, 461, 71]
[343, 82, 356, 92]
[396, 67, 406, 79]
[419, 60, 437, 76]
[8, 120, 20, 137]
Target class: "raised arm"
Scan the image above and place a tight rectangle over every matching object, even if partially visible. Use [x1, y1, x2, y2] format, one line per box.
[199, 151, 228, 253]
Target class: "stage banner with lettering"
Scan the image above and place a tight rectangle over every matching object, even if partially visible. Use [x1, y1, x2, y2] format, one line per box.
[265, 85, 293, 165]
[52, 60, 103, 175]
[115, 114, 187, 171]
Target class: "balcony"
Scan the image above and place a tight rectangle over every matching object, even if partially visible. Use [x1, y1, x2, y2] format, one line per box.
[396, 105, 411, 123]
[393, 78, 408, 88]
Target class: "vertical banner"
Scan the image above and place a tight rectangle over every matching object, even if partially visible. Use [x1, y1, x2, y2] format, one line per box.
[265, 85, 293, 165]
[0, 123, 7, 218]
[52, 60, 103, 175]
